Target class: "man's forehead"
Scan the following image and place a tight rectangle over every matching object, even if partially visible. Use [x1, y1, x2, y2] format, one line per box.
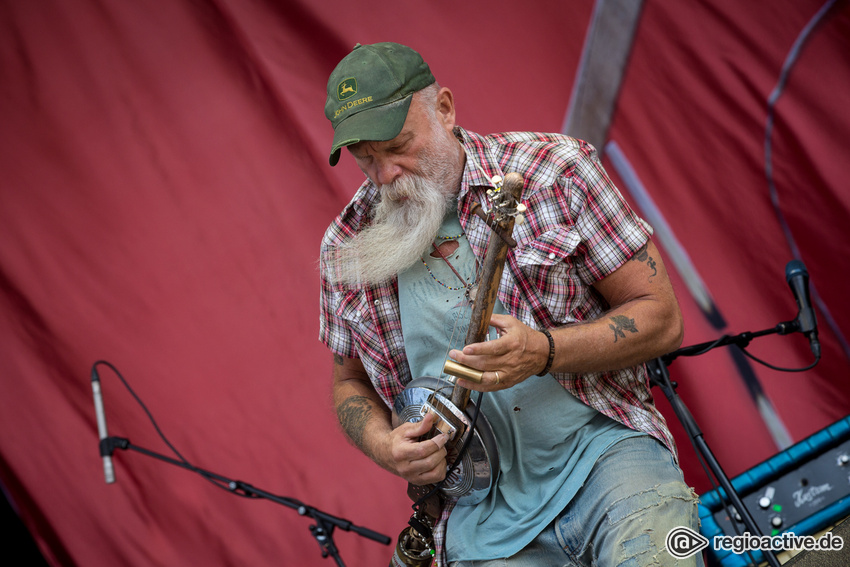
[349, 130, 416, 154]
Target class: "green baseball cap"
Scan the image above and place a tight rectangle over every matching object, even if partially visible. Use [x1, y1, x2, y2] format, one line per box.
[325, 42, 435, 166]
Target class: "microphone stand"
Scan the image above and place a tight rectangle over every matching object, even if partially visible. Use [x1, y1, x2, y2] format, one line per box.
[661, 320, 798, 365]
[648, 319, 803, 567]
[100, 436, 391, 566]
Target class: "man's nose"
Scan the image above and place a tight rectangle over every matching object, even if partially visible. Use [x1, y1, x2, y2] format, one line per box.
[373, 157, 403, 186]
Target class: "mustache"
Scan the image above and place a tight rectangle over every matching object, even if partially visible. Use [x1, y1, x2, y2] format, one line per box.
[380, 174, 427, 204]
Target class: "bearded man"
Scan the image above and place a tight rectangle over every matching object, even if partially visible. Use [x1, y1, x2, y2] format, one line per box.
[319, 42, 703, 567]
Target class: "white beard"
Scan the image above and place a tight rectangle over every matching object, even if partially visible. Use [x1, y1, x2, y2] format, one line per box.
[326, 172, 454, 287]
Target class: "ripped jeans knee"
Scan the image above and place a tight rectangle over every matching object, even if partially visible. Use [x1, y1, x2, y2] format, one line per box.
[555, 436, 704, 566]
[604, 480, 702, 566]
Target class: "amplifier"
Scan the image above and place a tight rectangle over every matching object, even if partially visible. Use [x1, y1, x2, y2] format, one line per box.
[699, 415, 850, 566]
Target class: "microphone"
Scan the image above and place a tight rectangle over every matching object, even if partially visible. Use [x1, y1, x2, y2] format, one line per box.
[91, 365, 115, 484]
[785, 260, 820, 358]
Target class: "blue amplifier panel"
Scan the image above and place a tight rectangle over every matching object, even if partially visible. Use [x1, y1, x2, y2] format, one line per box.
[699, 415, 850, 566]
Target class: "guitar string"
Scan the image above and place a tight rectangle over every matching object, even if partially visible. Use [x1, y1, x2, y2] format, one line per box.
[412, 145, 505, 513]
[436, 242, 479, 400]
[440, 143, 504, 403]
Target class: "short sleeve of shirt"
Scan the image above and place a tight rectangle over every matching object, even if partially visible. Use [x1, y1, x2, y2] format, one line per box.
[318, 245, 358, 359]
[319, 277, 357, 358]
[567, 146, 652, 284]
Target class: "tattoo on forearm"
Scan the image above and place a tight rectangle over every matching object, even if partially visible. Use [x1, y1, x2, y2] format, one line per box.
[333, 354, 344, 366]
[336, 395, 373, 451]
[632, 245, 658, 280]
[609, 315, 639, 342]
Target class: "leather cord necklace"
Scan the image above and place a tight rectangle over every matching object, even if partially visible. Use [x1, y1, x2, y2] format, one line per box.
[420, 241, 475, 293]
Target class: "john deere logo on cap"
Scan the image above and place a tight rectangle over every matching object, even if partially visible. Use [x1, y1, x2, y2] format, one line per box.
[337, 78, 357, 101]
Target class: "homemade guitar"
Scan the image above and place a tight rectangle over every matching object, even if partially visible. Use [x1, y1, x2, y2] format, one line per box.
[390, 172, 525, 566]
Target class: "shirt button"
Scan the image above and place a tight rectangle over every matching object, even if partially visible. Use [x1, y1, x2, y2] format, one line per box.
[548, 252, 556, 260]
[374, 300, 380, 305]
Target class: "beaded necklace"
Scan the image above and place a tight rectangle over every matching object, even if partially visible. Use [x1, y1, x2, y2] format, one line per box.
[420, 237, 474, 292]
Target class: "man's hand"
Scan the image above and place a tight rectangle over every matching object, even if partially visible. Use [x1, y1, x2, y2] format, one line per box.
[447, 313, 549, 391]
[379, 412, 449, 485]
[332, 354, 449, 485]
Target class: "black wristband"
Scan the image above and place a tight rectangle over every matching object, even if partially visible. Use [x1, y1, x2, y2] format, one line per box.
[537, 328, 555, 376]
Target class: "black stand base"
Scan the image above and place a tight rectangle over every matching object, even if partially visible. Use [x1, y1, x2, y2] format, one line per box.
[647, 358, 782, 567]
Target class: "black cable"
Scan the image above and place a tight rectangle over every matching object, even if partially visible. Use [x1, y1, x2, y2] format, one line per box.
[737, 345, 820, 373]
[686, 432, 761, 566]
[765, 0, 850, 363]
[92, 360, 253, 497]
[764, 0, 839, 257]
[686, 336, 730, 358]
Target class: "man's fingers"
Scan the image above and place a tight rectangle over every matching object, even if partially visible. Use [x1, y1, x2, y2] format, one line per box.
[400, 412, 435, 438]
[395, 431, 449, 484]
[488, 313, 512, 330]
[449, 338, 508, 359]
[432, 433, 449, 449]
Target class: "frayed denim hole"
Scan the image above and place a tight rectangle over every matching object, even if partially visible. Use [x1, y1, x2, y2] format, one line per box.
[607, 481, 697, 526]
[607, 488, 663, 525]
[622, 533, 652, 557]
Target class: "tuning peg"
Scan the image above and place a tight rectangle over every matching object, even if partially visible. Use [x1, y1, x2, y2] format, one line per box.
[515, 214, 525, 225]
[516, 203, 527, 213]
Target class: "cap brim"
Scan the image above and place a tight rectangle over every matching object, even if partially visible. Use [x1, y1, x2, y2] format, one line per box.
[328, 96, 413, 166]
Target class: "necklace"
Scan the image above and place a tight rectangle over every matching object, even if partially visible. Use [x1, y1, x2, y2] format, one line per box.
[420, 240, 474, 292]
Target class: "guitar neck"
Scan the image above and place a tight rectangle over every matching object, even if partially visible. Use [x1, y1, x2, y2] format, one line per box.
[450, 173, 523, 410]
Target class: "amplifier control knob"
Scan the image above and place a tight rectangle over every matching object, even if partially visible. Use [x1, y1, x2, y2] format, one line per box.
[758, 497, 771, 509]
[771, 516, 783, 528]
[839, 454, 850, 466]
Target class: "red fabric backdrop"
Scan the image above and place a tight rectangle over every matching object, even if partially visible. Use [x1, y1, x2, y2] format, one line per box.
[1, 1, 848, 565]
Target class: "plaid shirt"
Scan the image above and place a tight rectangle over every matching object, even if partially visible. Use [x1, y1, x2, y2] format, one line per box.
[319, 127, 676, 565]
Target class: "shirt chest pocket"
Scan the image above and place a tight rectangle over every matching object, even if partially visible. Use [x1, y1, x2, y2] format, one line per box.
[336, 290, 378, 344]
[336, 290, 368, 322]
[515, 227, 580, 271]
[509, 227, 584, 326]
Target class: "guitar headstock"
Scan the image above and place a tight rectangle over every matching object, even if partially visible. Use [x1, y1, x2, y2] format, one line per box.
[486, 172, 526, 226]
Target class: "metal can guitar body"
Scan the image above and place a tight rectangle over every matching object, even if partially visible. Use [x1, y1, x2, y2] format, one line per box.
[393, 376, 499, 506]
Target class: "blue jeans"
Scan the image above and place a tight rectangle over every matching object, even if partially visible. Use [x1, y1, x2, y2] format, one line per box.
[448, 436, 704, 567]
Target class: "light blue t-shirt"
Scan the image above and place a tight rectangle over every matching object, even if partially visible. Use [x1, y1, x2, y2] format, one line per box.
[397, 207, 642, 561]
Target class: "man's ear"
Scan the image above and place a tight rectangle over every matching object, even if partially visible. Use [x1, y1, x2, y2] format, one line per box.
[436, 87, 456, 133]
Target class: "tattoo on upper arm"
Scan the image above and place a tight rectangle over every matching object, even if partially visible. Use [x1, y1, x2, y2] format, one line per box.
[334, 354, 344, 366]
[609, 314, 639, 342]
[336, 395, 373, 450]
[631, 245, 658, 281]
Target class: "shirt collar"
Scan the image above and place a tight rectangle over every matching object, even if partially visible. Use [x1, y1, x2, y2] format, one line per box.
[455, 126, 504, 199]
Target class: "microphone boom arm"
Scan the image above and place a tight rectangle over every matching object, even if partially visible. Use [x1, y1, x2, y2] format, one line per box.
[661, 319, 799, 366]
[101, 435, 391, 566]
